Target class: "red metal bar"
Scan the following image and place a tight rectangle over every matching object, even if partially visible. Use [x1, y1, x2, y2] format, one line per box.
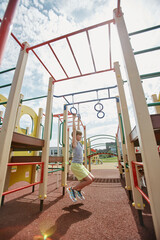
[3, 162, 44, 196]
[55, 68, 114, 82]
[66, 37, 82, 75]
[40, 161, 44, 182]
[86, 30, 96, 72]
[117, 0, 121, 16]
[68, 120, 79, 123]
[108, 23, 112, 69]
[11, 32, 24, 49]
[8, 162, 42, 166]
[26, 18, 114, 83]
[26, 19, 114, 52]
[132, 161, 144, 167]
[118, 160, 122, 166]
[53, 111, 72, 117]
[59, 113, 84, 128]
[48, 43, 68, 78]
[2, 181, 42, 196]
[0, 0, 20, 64]
[136, 186, 150, 204]
[131, 161, 138, 187]
[88, 152, 117, 158]
[31, 49, 56, 81]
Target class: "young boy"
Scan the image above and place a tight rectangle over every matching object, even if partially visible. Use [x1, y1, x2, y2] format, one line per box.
[67, 114, 95, 202]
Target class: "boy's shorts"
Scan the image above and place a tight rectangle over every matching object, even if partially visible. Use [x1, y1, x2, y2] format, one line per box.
[71, 162, 90, 181]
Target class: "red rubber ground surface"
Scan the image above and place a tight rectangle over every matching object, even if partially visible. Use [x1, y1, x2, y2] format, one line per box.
[0, 169, 156, 240]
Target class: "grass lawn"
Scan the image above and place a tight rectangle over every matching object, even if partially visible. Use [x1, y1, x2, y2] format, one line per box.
[102, 157, 118, 163]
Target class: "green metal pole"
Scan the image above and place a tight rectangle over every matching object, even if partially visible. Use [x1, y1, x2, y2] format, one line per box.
[129, 25, 160, 36]
[0, 101, 7, 105]
[147, 102, 160, 107]
[0, 67, 16, 74]
[0, 83, 12, 89]
[140, 72, 160, 80]
[119, 113, 125, 144]
[22, 95, 47, 102]
[134, 46, 160, 55]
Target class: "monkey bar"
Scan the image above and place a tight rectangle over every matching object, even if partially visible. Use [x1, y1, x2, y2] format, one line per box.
[53, 85, 118, 110]
[25, 19, 115, 82]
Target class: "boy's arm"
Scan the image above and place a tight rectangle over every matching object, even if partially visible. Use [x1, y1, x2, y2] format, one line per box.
[72, 114, 77, 148]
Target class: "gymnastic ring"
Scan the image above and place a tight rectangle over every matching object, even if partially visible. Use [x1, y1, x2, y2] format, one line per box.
[70, 106, 77, 115]
[94, 102, 103, 112]
[97, 111, 105, 119]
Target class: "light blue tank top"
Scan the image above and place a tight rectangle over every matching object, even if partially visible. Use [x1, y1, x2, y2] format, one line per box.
[72, 141, 83, 163]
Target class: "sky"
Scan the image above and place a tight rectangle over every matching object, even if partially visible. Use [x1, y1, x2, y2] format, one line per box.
[0, 0, 160, 149]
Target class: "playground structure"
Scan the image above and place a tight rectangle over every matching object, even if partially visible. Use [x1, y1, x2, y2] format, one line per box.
[0, 0, 160, 238]
[86, 134, 117, 166]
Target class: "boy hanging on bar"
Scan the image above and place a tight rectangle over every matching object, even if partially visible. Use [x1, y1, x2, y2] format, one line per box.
[67, 114, 95, 202]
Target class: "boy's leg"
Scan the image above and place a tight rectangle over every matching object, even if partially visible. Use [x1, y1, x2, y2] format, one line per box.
[88, 172, 95, 181]
[73, 174, 94, 191]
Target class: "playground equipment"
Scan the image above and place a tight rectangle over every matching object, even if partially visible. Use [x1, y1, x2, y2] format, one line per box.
[113, 10, 160, 235]
[86, 134, 117, 171]
[0, 1, 160, 238]
[94, 91, 105, 119]
[53, 86, 118, 121]
[0, 94, 43, 200]
[0, 0, 20, 64]
[0, 72, 52, 211]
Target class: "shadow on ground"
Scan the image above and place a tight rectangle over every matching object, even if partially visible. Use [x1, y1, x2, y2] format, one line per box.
[42, 203, 92, 240]
[0, 183, 64, 239]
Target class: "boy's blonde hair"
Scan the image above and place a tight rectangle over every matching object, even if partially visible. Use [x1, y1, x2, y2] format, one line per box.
[71, 130, 82, 137]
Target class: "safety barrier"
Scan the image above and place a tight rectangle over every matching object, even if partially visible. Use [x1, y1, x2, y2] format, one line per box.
[131, 161, 150, 204]
[2, 162, 44, 196]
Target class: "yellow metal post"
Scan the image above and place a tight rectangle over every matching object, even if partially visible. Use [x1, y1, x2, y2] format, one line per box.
[57, 115, 60, 156]
[116, 99, 131, 187]
[0, 42, 29, 204]
[39, 78, 54, 201]
[114, 62, 143, 208]
[14, 94, 24, 132]
[84, 126, 87, 168]
[61, 105, 68, 194]
[87, 139, 91, 172]
[67, 127, 70, 178]
[152, 94, 160, 114]
[32, 108, 43, 184]
[116, 133, 123, 176]
[0, 111, 3, 119]
[114, 8, 160, 237]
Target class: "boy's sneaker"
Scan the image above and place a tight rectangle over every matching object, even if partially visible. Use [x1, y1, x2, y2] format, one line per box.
[75, 190, 85, 200]
[67, 187, 77, 202]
